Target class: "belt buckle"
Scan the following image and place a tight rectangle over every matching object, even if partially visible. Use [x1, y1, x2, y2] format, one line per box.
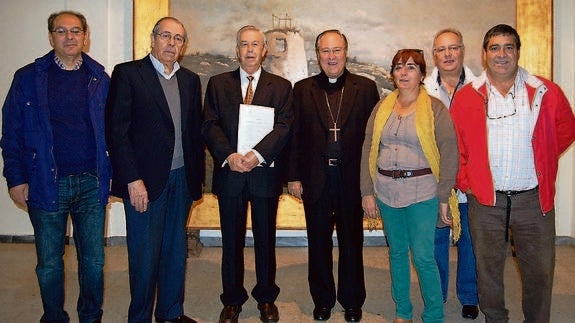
[328, 158, 339, 166]
[392, 170, 405, 179]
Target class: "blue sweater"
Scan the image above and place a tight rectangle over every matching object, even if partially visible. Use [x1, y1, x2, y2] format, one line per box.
[1, 51, 111, 211]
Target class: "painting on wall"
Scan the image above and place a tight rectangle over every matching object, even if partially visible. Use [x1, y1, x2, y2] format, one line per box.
[173, 0, 515, 96]
[170, 0, 515, 194]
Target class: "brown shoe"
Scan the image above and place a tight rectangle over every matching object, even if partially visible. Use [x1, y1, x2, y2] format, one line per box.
[393, 318, 413, 323]
[219, 305, 242, 323]
[257, 302, 279, 322]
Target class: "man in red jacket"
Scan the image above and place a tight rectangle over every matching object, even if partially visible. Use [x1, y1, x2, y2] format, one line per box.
[450, 24, 575, 323]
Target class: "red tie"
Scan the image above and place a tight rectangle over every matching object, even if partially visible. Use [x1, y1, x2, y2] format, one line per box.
[244, 75, 254, 104]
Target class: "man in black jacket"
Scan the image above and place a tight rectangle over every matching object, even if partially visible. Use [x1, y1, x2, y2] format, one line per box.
[286, 29, 380, 322]
[106, 16, 204, 323]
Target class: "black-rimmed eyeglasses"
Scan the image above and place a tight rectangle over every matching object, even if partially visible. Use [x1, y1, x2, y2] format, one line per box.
[486, 83, 519, 119]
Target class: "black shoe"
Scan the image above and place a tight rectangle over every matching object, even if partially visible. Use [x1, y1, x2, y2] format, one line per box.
[156, 314, 197, 323]
[219, 305, 242, 323]
[313, 307, 331, 320]
[344, 308, 362, 322]
[257, 302, 279, 322]
[461, 305, 479, 320]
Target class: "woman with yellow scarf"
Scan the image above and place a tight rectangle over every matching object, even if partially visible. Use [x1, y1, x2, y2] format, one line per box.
[360, 49, 459, 323]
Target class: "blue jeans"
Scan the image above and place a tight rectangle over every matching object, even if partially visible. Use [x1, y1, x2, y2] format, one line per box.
[377, 197, 444, 323]
[434, 203, 478, 305]
[28, 171, 105, 323]
[125, 167, 191, 323]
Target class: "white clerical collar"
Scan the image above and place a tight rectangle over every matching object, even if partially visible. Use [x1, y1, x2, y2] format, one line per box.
[149, 53, 180, 80]
[328, 77, 338, 83]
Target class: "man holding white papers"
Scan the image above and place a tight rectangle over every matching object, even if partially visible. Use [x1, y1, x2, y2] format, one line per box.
[202, 25, 293, 323]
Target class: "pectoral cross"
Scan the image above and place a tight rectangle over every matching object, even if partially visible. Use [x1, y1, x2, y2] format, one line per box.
[329, 122, 340, 142]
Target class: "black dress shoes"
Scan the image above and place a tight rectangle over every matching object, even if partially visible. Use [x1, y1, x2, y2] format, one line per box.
[156, 314, 197, 323]
[344, 308, 362, 322]
[461, 305, 479, 319]
[313, 307, 331, 320]
[219, 305, 242, 323]
[257, 302, 279, 322]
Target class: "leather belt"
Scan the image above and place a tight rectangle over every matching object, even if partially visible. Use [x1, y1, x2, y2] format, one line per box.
[496, 186, 538, 196]
[495, 186, 538, 242]
[327, 158, 341, 166]
[378, 167, 432, 179]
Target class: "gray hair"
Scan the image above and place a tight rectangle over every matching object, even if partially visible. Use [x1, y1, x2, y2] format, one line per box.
[236, 25, 267, 47]
[151, 17, 187, 42]
[432, 28, 464, 48]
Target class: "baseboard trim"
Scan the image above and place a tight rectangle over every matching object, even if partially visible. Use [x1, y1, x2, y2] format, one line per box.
[1, 232, 574, 247]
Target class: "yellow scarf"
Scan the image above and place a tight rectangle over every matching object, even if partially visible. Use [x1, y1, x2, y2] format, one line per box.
[368, 86, 461, 241]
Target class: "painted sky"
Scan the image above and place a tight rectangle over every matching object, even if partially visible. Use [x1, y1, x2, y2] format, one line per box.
[173, 0, 515, 75]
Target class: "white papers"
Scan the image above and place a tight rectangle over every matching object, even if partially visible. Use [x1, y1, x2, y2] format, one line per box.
[237, 104, 274, 155]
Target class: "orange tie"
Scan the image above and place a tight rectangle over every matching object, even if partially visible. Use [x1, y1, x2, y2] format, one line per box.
[244, 75, 254, 104]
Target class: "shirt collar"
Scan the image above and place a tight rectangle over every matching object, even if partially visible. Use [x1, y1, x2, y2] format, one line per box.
[437, 68, 466, 88]
[149, 53, 180, 80]
[53, 54, 83, 71]
[239, 66, 262, 83]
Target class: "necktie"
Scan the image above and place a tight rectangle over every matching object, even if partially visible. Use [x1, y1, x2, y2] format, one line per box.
[244, 75, 254, 104]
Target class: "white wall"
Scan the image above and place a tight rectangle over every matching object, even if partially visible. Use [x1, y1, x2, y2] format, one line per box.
[554, 0, 575, 238]
[0, 0, 573, 239]
[0, 0, 132, 237]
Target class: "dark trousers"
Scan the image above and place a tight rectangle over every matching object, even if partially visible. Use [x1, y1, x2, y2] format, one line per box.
[303, 166, 365, 309]
[124, 167, 192, 323]
[218, 188, 280, 306]
[468, 189, 555, 323]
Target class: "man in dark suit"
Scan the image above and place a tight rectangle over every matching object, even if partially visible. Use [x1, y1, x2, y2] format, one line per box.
[106, 17, 204, 323]
[286, 29, 380, 322]
[202, 25, 293, 323]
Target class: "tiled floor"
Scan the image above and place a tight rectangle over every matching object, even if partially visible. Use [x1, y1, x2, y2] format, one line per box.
[1, 241, 575, 322]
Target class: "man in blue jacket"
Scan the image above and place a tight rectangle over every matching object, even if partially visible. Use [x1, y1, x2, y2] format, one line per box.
[1, 11, 111, 323]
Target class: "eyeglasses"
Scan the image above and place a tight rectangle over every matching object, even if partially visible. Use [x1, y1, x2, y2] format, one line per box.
[433, 45, 463, 55]
[487, 106, 517, 119]
[51, 27, 84, 37]
[318, 47, 345, 56]
[154, 32, 185, 45]
[486, 83, 518, 119]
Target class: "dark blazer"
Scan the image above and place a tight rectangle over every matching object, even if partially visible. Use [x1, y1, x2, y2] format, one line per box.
[202, 68, 293, 198]
[286, 70, 380, 203]
[106, 56, 205, 201]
